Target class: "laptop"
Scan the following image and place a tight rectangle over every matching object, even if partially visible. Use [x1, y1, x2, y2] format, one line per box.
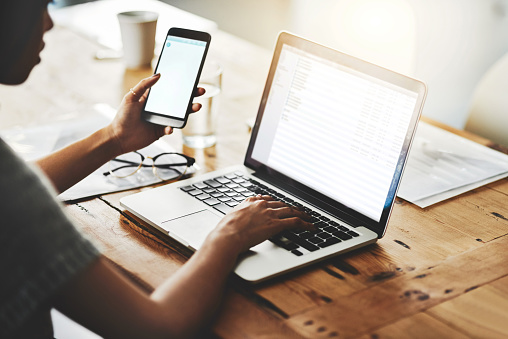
[121, 32, 427, 283]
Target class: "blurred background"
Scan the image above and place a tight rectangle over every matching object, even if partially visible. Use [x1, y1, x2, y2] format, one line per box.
[53, 0, 508, 145]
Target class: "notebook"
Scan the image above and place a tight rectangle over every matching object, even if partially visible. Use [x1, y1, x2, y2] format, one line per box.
[120, 32, 427, 283]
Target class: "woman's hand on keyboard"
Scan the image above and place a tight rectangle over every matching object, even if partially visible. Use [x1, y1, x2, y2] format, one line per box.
[205, 195, 314, 254]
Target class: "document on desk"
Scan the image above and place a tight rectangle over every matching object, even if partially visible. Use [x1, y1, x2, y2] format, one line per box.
[398, 121, 508, 208]
[0, 104, 190, 202]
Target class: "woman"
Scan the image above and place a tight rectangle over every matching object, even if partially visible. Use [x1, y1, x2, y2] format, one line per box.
[0, 1, 312, 338]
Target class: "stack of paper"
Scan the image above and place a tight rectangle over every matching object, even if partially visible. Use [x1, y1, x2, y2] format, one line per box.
[398, 121, 508, 208]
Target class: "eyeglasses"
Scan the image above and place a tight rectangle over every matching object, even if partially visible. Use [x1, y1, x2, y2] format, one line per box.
[103, 151, 196, 182]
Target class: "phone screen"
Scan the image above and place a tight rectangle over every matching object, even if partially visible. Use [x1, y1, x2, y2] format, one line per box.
[144, 34, 208, 120]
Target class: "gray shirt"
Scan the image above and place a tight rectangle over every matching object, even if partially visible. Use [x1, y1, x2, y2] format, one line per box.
[0, 138, 100, 338]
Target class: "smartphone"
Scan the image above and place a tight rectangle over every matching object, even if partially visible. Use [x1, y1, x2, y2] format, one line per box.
[142, 27, 211, 128]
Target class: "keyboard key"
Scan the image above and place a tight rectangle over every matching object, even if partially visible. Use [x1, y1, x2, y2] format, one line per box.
[298, 231, 313, 239]
[216, 177, 231, 184]
[233, 187, 249, 193]
[203, 198, 220, 206]
[338, 225, 350, 232]
[323, 226, 337, 233]
[226, 183, 240, 188]
[188, 189, 203, 196]
[180, 185, 195, 192]
[314, 221, 327, 229]
[225, 191, 238, 197]
[224, 173, 237, 179]
[214, 203, 234, 214]
[298, 240, 320, 252]
[226, 200, 240, 207]
[316, 232, 332, 239]
[318, 237, 341, 248]
[211, 192, 224, 198]
[202, 188, 216, 194]
[308, 237, 324, 244]
[233, 195, 245, 202]
[204, 179, 222, 188]
[218, 196, 232, 202]
[283, 242, 299, 251]
[282, 232, 320, 252]
[194, 182, 209, 189]
[291, 249, 304, 256]
[347, 230, 360, 237]
[332, 231, 353, 240]
[232, 177, 245, 183]
[242, 191, 256, 197]
[196, 193, 211, 200]
[240, 181, 253, 188]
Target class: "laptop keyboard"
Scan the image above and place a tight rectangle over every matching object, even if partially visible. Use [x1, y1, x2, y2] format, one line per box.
[180, 172, 360, 256]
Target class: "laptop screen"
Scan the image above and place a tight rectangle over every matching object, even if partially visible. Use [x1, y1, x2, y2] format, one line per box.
[245, 33, 426, 237]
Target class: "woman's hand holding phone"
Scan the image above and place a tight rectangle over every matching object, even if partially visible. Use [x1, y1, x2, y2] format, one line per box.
[106, 73, 205, 157]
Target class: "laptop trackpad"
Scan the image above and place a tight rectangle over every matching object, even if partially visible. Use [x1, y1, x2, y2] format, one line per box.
[161, 210, 221, 250]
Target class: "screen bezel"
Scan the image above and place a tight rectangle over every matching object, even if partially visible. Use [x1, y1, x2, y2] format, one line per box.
[244, 32, 427, 238]
[142, 27, 211, 128]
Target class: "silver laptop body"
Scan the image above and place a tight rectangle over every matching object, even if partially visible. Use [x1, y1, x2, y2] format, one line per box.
[120, 32, 427, 283]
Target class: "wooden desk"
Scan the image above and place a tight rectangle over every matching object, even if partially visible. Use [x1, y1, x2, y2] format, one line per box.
[2, 26, 508, 338]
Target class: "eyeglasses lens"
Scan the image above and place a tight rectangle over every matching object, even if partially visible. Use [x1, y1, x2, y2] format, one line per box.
[108, 152, 143, 178]
[153, 153, 189, 181]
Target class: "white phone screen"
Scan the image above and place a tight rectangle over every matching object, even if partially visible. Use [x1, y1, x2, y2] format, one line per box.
[144, 35, 207, 119]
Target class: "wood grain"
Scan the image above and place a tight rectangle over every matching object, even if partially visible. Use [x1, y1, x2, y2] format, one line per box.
[358, 312, 470, 339]
[426, 275, 508, 339]
[3, 24, 508, 339]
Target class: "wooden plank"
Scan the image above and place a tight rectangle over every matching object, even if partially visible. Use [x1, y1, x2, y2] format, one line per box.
[66, 199, 189, 287]
[489, 177, 508, 196]
[358, 312, 470, 339]
[422, 185, 508, 242]
[213, 290, 306, 339]
[285, 235, 508, 338]
[426, 275, 508, 339]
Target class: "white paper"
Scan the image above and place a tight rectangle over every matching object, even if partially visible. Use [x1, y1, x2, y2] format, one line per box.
[398, 121, 508, 207]
[1, 104, 192, 201]
[59, 139, 192, 202]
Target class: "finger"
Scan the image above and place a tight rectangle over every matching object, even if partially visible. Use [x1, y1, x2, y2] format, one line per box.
[259, 195, 275, 201]
[195, 87, 206, 97]
[127, 73, 161, 103]
[271, 206, 308, 219]
[264, 200, 286, 208]
[164, 126, 173, 135]
[189, 103, 202, 114]
[271, 217, 315, 234]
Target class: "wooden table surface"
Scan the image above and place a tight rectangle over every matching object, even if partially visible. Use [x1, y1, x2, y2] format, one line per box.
[2, 25, 508, 339]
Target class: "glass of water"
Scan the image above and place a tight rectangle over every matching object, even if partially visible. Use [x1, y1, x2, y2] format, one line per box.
[182, 61, 223, 148]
